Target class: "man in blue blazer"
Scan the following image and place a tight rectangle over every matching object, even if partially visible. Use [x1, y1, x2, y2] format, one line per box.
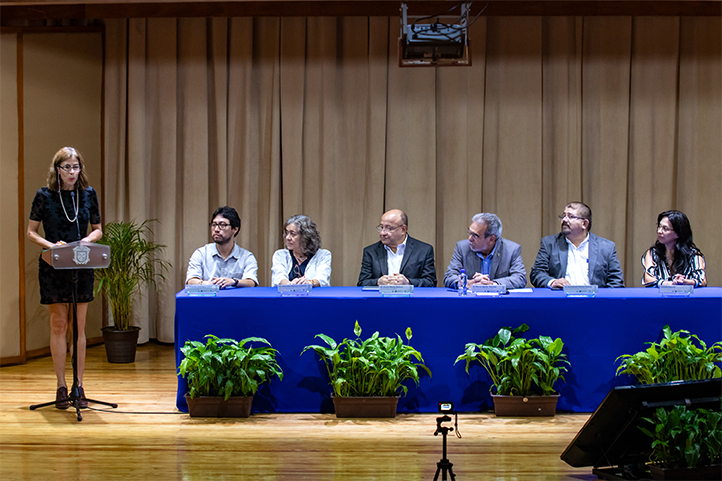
[531, 202, 624, 288]
[443, 213, 527, 289]
[357, 209, 437, 287]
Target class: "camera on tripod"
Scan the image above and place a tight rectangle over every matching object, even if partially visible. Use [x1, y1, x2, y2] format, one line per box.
[433, 401, 460, 480]
[436, 401, 455, 428]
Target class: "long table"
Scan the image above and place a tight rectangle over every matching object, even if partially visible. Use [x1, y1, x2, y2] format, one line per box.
[175, 287, 722, 413]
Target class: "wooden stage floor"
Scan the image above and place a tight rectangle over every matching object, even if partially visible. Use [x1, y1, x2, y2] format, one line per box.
[0, 342, 597, 481]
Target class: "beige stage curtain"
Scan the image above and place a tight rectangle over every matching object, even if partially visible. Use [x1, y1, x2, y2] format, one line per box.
[103, 16, 721, 344]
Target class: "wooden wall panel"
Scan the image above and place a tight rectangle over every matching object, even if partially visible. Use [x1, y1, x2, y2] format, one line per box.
[0, 34, 22, 360]
[22, 32, 103, 351]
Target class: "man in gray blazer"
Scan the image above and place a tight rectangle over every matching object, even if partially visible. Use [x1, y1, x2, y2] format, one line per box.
[530, 202, 625, 288]
[443, 213, 527, 289]
[357, 209, 437, 287]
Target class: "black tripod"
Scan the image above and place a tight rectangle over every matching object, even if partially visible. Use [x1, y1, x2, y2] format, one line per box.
[433, 414, 456, 481]
[30, 269, 117, 421]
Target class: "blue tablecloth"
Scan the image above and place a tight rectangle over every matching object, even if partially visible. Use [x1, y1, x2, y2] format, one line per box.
[175, 287, 722, 413]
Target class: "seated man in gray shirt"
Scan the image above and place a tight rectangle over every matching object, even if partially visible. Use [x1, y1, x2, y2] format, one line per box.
[186, 206, 258, 288]
[444, 213, 527, 289]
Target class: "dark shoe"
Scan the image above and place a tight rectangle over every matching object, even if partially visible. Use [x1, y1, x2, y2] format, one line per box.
[55, 386, 70, 410]
[76, 386, 88, 409]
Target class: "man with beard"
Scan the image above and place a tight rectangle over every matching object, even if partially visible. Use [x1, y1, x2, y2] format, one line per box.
[186, 206, 258, 287]
[530, 202, 624, 288]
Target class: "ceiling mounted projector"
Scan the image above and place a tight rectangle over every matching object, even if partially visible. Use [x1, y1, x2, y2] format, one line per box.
[399, 2, 472, 67]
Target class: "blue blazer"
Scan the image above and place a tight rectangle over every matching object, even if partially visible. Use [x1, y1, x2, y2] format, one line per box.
[530, 232, 624, 288]
[357, 236, 437, 287]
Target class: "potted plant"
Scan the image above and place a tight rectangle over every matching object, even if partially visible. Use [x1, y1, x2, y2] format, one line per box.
[94, 220, 170, 363]
[616, 325, 722, 384]
[455, 323, 570, 416]
[178, 335, 283, 417]
[639, 405, 722, 480]
[301, 321, 431, 418]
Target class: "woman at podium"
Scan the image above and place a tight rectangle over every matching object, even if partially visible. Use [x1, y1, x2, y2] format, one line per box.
[26, 147, 102, 410]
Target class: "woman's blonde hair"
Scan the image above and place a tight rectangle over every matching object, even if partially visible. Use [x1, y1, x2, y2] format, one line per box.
[46, 146, 89, 191]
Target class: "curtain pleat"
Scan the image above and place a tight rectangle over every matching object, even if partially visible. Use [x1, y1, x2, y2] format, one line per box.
[103, 16, 721, 343]
[483, 17, 544, 274]
[676, 17, 721, 286]
[626, 17, 680, 287]
[435, 18, 487, 277]
[581, 17, 633, 267]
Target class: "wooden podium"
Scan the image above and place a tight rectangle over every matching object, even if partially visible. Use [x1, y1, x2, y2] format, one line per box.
[31, 241, 117, 421]
[40, 240, 110, 270]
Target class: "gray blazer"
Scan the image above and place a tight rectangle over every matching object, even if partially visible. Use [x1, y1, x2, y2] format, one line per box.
[443, 238, 527, 289]
[530, 232, 625, 288]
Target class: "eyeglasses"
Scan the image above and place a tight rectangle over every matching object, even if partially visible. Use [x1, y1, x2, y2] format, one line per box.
[558, 213, 584, 221]
[377, 224, 403, 233]
[209, 222, 232, 230]
[657, 224, 674, 233]
[59, 164, 81, 173]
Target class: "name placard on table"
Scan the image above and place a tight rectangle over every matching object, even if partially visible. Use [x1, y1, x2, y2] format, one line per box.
[278, 284, 312, 297]
[379, 285, 414, 297]
[471, 284, 507, 296]
[563, 285, 598, 297]
[659, 285, 694, 297]
[185, 284, 220, 297]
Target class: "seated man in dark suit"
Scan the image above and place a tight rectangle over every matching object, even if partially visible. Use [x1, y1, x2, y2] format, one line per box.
[357, 209, 437, 287]
[530, 201, 624, 288]
[443, 213, 527, 289]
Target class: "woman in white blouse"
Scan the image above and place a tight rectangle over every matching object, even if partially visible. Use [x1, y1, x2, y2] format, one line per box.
[271, 215, 332, 287]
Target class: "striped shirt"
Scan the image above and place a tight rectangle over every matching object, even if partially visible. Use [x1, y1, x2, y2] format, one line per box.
[641, 248, 706, 287]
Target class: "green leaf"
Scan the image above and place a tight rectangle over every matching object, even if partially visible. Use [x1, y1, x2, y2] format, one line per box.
[94, 220, 172, 331]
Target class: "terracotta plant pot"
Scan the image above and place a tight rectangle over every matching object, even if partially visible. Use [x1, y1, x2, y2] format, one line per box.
[101, 326, 141, 363]
[649, 464, 722, 480]
[491, 394, 559, 416]
[185, 394, 253, 418]
[332, 395, 400, 418]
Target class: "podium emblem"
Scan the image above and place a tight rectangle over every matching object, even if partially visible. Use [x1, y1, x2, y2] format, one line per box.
[73, 244, 91, 265]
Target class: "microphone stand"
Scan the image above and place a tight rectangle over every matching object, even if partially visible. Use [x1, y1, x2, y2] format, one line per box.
[30, 244, 117, 421]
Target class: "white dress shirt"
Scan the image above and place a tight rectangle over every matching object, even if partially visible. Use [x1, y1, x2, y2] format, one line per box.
[271, 248, 332, 287]
[186, 243, 258, 285]
[565, 234, 590, 285]
[385, 235, 408, 275]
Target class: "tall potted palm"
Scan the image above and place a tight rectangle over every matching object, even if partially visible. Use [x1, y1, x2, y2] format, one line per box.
[95, 220, 170, 363]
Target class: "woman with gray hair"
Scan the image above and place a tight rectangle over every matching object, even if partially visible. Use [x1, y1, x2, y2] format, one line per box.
[271, 215, 332, 287]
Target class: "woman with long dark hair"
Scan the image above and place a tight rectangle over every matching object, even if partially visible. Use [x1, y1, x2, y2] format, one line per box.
[27, 147, 102, 409]
[641, 210, 706, 287]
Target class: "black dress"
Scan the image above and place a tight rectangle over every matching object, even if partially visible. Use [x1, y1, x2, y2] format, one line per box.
[29, 186, 101, 305]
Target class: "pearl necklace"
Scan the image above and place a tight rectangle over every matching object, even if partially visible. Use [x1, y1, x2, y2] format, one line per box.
[59, 187, 79, 223]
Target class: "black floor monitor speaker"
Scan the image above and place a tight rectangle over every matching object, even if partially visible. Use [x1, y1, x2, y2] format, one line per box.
[561, 378, 721, 480]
